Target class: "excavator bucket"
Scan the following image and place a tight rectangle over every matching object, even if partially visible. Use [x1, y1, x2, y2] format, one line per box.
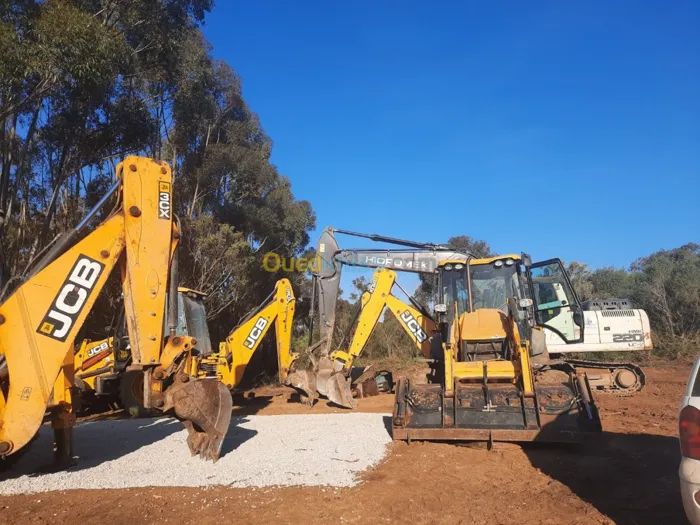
[312, 357, 357, 408]
[164, 377, 232, 462]
[286, 355, 356, 409]
[313, 356, 357, 409]
[324, 372, 357, 409]
[285, 368, 318, 407]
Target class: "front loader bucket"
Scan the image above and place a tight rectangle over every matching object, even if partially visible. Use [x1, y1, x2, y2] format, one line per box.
[392, 373, 601, 444]
[164, 377, 232, 462]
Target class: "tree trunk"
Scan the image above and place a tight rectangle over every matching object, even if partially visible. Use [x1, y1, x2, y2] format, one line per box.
[39, 145, 70, 250]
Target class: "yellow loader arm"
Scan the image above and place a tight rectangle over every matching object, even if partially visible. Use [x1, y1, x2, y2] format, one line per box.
[0, 156, 231, 464]
[289, 268, 436, 409]
[213, 278, 297, 389]
[74, 337, 116, 394]
[75, 338, 115, 376]
[330, 268, 436, 370]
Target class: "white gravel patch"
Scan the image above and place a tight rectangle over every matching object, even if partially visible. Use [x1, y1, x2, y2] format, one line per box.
[0, 413, 392, 494]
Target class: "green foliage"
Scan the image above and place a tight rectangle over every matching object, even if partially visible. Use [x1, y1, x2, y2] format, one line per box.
[568, 244, 700, 360]
[564, 261, 594, 302]
[0, 1, 316, 341]
[415, 234, 494, 306]
[589, 266, 634, 299]
[445, 235, 493, 258]
[630, 244, 700, 339]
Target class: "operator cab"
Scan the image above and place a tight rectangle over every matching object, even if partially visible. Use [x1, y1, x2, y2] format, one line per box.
[436, 254, 583, 345]
[437, 254, 522, 317]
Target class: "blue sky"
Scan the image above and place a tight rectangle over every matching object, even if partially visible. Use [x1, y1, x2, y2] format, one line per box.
[204, 0, 699, 276]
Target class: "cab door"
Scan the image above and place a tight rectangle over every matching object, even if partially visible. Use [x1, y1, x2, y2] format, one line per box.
[526, 258, 583, 344]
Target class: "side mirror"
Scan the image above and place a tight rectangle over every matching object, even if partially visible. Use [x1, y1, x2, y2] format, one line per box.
[434, 303, 447, 313]
[573, 310, 583, 327]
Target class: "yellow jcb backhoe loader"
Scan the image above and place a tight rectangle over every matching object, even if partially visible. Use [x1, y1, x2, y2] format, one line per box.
[0, 156, 232, 466]
[392, 257, 602, 444]
[203, 278, 299, 390]
[73, 336, 123, 412]
[73, 279, 299, 414]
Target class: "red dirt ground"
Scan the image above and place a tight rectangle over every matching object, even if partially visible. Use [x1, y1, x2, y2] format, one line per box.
[0, 365, 690, 525]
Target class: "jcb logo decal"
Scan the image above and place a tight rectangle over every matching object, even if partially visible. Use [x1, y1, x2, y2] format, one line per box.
[158, 181, 171, 220]
[400, 310, 427, 343]
[38, 256, 105, 342]
[83, 340, 112, 369]
[244, 317, 268, 349]
[87, 340, 110, 358]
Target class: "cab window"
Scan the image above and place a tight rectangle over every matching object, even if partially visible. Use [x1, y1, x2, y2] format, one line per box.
[528, 259, 582, 344]
[470, 262, 520, 313]
[440, 265, 469, 317]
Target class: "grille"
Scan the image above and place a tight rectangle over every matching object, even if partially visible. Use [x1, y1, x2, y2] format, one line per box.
[601, 310, 635, 317]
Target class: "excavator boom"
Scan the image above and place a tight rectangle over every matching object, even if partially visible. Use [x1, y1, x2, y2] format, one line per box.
[0, 212, 126, 455]
[314, 226, 468, 355]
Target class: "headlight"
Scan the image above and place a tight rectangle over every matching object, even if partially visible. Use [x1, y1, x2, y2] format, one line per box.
[455, 263, 464, 270]
[444, 264, 453, 270]
[505, 258, 514, 266]
[494, 260, 503, 268]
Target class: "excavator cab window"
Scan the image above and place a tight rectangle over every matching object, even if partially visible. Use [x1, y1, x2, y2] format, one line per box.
[439, 264, 469, 318]
[526, 259, 583, 344]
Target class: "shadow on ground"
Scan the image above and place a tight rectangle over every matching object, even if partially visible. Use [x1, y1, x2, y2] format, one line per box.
[382, 415, 392, 437]
[524, 431, 684, 525]
[230, 392, 274, 416]
[0, 414, 258, 480]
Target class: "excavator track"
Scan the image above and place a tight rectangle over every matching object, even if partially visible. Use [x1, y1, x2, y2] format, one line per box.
[563, 359, 646, 396]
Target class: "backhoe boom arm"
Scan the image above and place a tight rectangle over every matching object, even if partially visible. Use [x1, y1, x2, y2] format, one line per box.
[0, 157, 232, 462]
[330, 269, 437, 371]
[215, 279, 297, 389]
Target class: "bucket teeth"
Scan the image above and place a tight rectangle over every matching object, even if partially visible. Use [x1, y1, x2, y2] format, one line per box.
[164, 378, 232, 462]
